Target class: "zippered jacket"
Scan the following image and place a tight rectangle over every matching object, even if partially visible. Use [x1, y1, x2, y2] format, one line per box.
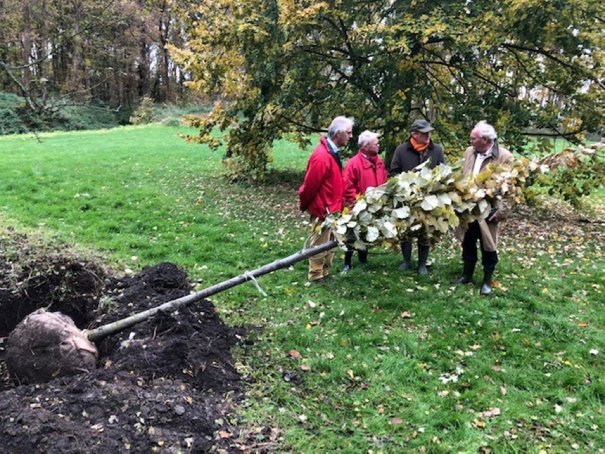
[389, 140, 445, 176]
[298, 136, 345, 219]
[343, 151, 388, 206]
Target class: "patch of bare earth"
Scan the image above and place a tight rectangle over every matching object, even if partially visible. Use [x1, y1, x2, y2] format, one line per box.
[0, 229, 250, 453]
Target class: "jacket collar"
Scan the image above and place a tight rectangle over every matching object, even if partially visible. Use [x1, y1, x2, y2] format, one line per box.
[408, 138, 434, 152]
[474, 139, 500, 160]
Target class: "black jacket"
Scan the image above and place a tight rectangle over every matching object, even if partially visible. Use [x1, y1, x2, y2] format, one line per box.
[389, 140, 446, 176]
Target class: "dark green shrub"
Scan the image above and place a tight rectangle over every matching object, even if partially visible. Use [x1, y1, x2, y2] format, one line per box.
[129, 97, 155, 125]
[0, 92, 30, 134]
[0, 91, 122, 134]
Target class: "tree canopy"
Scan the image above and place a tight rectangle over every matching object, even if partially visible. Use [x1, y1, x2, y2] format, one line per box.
[0, 0, 192, 123]
[172, 0, 605, 179]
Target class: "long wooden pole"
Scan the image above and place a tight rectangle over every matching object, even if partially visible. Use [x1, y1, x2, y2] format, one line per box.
[87, 240, 338, 342]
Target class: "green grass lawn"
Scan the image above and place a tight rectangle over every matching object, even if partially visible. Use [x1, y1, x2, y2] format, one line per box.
[1, 125, 604, 453]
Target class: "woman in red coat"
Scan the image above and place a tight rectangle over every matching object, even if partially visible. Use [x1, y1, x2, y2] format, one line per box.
[341, 130, 388, 272]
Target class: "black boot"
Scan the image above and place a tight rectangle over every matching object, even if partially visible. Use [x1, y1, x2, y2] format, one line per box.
[399, 240, 412, 271]
[343, 248, 353, 273]
[480, 270, 494, 295]
[358, 249, 368, 264]
[417, 245, 429, 275]
[454, 261, 475, 284]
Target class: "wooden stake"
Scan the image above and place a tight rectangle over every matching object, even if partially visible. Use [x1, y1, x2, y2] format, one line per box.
[87, 240, 338, 341]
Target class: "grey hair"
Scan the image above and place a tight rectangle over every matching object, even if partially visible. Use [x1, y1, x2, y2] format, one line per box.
[472, 120, 498, 141]
[327, 116, 354, 139]
[358, 130, 378, 147]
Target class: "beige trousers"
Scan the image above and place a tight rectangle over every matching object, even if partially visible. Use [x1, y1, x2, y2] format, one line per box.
[307, 217, 335, 281]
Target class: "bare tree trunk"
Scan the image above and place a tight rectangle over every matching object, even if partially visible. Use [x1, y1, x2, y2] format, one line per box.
[157, 0, 171, 102]
[87, 240, 338, 341]
[0, 1, 5, 60]
[138, 38, 151, 98]
[20, 0, 32, 90]
[69, 1, 83, 97]
[0, 1, 7, 91]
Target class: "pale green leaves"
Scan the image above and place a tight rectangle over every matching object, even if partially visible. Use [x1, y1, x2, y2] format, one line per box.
[421, 195, 440, 211]
[326, 160, 533, 249]
[392, 207, 410, 219]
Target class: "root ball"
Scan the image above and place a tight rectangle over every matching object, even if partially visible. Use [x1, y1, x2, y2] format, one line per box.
[6, 310, 98, 384]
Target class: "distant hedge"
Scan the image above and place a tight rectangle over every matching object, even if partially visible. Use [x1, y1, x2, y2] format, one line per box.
[0, 92, 125, 135]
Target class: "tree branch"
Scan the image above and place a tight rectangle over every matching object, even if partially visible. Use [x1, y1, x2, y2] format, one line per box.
[0, 59, 40, 112]
[503, 43, 576, 71]
[87, 240, 338, 341]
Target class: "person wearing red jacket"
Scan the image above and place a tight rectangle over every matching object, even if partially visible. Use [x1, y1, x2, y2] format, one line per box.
[298, 116, 353, 284]
[341, 130, 388, 272]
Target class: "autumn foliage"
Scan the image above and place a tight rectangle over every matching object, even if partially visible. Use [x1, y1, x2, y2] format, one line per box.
[171, 0, 605, 180]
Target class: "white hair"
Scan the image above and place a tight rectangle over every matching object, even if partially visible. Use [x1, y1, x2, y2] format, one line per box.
[327, 116, 354, 139]
[358, 130, 378, 147]
[472, 120, 498, 141]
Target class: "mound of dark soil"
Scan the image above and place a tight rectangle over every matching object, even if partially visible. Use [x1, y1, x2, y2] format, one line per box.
[0, 235, 248, 453]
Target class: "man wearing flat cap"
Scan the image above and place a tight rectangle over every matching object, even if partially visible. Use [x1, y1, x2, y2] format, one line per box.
[389, 119, 446, 275]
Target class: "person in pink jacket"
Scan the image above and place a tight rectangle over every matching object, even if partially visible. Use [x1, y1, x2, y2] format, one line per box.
[341, 130, 388, 272]
[299, 116, 354, 284]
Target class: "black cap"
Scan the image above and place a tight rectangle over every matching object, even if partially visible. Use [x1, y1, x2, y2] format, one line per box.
[410, 119, 434, 133]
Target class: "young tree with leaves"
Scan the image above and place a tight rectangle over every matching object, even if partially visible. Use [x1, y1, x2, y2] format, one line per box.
[171, 0, 604, 180]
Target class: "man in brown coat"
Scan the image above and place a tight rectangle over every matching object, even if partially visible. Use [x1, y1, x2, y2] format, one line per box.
[455, 120, 513, 295]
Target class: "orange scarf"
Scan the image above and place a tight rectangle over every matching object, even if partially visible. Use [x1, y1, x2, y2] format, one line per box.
[410, 137, 429, 153]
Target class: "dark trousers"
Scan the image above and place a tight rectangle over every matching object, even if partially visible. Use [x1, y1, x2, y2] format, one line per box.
[462, 221, 498, 273]
[344, 247, 367, 266]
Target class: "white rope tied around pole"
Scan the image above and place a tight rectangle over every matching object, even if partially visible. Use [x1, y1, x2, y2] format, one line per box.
[243, 271, 267, 297]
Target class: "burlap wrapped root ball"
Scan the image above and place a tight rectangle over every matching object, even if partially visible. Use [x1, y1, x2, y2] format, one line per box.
[6, 309, 98, 384]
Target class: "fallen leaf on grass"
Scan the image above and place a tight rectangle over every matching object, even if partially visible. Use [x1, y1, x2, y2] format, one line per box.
[473, 419, 486, 429]
[479, 407, 501, 418]
[390, 417, 403, 425]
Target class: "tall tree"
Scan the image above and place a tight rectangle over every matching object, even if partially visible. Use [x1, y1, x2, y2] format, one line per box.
[0, 0, 189, 117]
[171, 0, 605, 179]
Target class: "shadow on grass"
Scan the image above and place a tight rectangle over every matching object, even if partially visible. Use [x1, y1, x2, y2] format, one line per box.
[233, 168, 305, 191]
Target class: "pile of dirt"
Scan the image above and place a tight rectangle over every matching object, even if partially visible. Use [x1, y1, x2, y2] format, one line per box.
[0, 234, 248, 453]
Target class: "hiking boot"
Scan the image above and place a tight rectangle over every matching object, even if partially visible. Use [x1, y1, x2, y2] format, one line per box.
[418, 245, 429, 275]
[454, 261, 475, 284]
[400, 240, 412, 271]
[480, 270, 494, 295]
